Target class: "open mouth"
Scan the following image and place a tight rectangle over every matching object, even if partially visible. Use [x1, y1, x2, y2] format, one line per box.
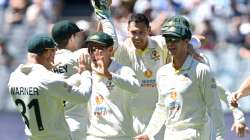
[168, 47, 176, 53]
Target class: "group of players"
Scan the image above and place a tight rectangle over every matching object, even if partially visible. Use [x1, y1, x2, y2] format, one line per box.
[8, 0, 250, 140]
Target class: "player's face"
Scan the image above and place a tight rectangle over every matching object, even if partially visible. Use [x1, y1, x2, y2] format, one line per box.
[128, 21, 150, 50]
[88, 42, 112, 66]
[40, 48, 56, 69]
[165, 36, 188, 57]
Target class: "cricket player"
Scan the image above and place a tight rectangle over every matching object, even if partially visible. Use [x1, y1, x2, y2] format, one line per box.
[85, 32, 140, 140]
[113, 14, 206, 139]
[8, 34, 92, 140]
[135, 16, 225, 140]
[51, 20, 91, 140]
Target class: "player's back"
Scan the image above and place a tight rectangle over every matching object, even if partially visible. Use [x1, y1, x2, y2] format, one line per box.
[8, 64, 72, 140]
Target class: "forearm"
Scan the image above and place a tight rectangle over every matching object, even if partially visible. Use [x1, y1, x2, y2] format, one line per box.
[100, 18, 118, 50]
[238, 77, 250, 97]
[216, 84, 246, 123]
[144, 104, 167, 138]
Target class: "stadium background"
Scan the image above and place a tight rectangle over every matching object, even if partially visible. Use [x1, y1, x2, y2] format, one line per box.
[0, 0, 250, 139]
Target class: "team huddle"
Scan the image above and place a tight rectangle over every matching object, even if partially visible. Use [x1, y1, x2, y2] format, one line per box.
[7, 0, 250, 140]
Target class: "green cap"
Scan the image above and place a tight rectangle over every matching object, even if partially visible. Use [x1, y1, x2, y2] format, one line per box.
[52, 20, 81, 44]
[85, 32, 114, 47]
[162, 25, 191, 39]
[162, 16, 191, 29]
[27, 34, 56, 54]
[162, 16, 192, 39]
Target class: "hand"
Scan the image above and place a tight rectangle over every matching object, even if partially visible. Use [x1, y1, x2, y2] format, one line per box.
[91, 0, 112, 20]
[134, 134, 150, 140]
[231, 91, 242, 108]
[91, 50, 112, 79]
[75, 54, 91, 74]
[231, 122, 250, 137]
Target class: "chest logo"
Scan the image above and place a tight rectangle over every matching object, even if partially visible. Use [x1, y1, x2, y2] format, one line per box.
[150, 50, 160, 61]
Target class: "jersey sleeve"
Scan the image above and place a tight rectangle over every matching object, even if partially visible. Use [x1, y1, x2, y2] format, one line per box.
[198, 64, 225, 140]
[47, 71, 92, 104]
[216, 82, 246, 123]
[111, 66, 140, 93]
[114, 43, 131, 67]
[100, 16, 119, 50]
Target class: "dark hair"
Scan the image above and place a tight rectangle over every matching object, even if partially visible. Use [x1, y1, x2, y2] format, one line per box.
[56, 39, 68, 49]
[128, 13, 150, 28]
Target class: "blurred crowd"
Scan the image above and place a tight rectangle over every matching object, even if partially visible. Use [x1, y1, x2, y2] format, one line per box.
[1, 0, 250, 112]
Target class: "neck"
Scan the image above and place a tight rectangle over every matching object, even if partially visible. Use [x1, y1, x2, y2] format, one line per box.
[140, 43, 147, 51]
[172, 52, 188, 70]
[106, 58, 112, 67]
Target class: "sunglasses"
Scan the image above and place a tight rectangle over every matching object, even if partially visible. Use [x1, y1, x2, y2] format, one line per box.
[88, 46, 106, 54]
[164, 36, 182, 44]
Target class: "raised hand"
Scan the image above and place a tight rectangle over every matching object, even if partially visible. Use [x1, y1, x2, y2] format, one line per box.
[91, 50, 112, 79]
[91, 0, 112, 20]
[75, 54, 92, 74]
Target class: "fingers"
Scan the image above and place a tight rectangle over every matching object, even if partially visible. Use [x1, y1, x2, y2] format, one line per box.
[232, 123, 250, 137]
[231, 92, 239, 107]
[134, 134, 149, 140]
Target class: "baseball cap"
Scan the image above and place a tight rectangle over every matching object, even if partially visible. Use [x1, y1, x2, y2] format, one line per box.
[85, 32, 114, 47]
[27, 34, 56, 54]
[52, 20, 81, 44]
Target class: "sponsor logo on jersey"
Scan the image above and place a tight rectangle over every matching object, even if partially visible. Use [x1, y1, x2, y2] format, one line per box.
[94, 94, 109, 117]
[95, 94, 104, 105]
[141, 79, 156, 88]
[165, 90, 181, 119]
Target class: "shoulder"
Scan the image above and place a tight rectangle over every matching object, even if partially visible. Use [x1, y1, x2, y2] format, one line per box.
[150, 35, 166, 48]
[112, 60, 135, 73]
[194, 59, 211, 78]
[157, 63, 172, 76]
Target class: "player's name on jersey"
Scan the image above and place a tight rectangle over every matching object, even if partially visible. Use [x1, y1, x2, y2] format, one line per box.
[10, 87, 39, 96]
[53, 65, 68, 73]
